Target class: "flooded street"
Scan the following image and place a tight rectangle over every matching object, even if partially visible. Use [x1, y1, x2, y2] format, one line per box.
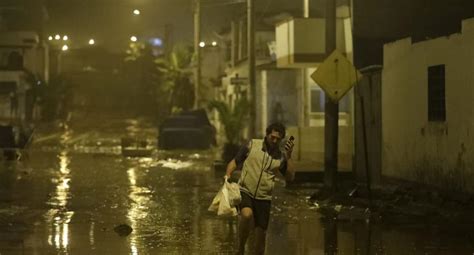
[1, 112, 474, 254]
[268, 186, 474, 255]
[0, 112, 237, 254]
[1, 0, 474, 254]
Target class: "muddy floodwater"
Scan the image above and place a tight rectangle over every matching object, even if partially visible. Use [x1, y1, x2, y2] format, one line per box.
[1, 113, 473, 254]
[0, 114, 236, 254]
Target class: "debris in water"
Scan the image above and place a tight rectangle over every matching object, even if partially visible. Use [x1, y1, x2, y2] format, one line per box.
[114, 224, 133, 237]
[157, 159, 193, 169]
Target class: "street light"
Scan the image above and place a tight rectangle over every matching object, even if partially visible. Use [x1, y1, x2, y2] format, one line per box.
[211, 41, 217, 46]
[199, 41, 206, 48]
[130, 36, 138, 42]
[48, 36, 53, 41]
[62, 45, 69, 51]
[133, 9, 140, 15]
[55, 34, 61, 40]
[63, 35, 69, 41]
[89, 39, 95, 45]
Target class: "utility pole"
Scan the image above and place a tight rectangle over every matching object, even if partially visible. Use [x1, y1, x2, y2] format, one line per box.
[248, 0, 256, 137]
[324, 0, 339, 190]
[193, 0, 201, 109]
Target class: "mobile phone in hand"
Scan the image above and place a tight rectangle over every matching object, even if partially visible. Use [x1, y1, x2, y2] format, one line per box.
[285, 136, 295, 151]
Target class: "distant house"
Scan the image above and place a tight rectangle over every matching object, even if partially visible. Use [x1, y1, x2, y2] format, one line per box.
[274, 5, 354, 170]
[0, 32, 46, 121]
[382, 17, 474, 192]
[216, 14, 300, 139]
[0, 1, 49, 121]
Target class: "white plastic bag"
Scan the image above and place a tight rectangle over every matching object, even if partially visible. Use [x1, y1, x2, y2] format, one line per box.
[208, 178, 241, 217]
[226, 180, 241, 207]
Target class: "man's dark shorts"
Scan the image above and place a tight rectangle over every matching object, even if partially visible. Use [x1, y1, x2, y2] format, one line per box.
[239, 192, 271, 230]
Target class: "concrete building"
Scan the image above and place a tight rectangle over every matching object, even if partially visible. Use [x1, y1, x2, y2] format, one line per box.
[0, 32, 46, 121]
[212, 3, 356, 172]
[0, 0, 49, 122]
[382, 17, 474, 192]
[216, 16, 301, 139]
[275, 5, 355, 170]
[0, 31, 49, 80]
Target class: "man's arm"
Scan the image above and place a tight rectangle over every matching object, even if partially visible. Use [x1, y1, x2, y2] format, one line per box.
[280, 138, 295, 182]
[225, 159, 238, 179]
[284, 156, 295, 182]
[224, 141, 251, 179]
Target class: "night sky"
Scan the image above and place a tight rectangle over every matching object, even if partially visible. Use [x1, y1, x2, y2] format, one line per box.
[42, 0, 327, 52]
[44, 0, 292, 52]
[45, 0, 198, 51]
[37, 0, 474, 61]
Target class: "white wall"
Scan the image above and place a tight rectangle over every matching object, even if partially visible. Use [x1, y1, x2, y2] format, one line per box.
[0, 31, 47, 80]
[382, 18, 474, 191]
[276, 17, 352, 68]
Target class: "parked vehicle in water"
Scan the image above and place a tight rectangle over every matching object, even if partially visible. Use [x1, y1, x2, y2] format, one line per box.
[158, 109, 216, 150]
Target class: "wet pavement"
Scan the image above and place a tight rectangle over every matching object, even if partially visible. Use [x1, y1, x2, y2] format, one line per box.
[0, 113, 237, 254]
[1, 112, 474, 254]
[267, 182, 474, 255]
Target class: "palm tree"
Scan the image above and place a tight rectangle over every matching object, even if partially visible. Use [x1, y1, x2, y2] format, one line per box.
[208, 97, 249, 163]
[155, 44, 195, 114]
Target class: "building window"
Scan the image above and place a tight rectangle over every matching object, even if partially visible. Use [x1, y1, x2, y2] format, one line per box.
[311, 88, 325, 112]
[428, 65, 446, 122]
[310, 87, 350, 113]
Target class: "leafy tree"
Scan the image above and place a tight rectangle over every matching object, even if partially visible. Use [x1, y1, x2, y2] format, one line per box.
[155, 44, 195, 114]
[123, 42, 195, 120]
[208, 97, 249, 163]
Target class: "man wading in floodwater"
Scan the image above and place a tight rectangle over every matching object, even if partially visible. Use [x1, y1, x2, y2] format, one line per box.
[225, 122, 295, 254]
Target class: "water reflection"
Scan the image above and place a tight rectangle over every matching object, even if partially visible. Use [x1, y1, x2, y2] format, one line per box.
[45, 128, 74, 253]
[323, 218, 338, 255]
[127, 166, 153, 254]
[89, 222, 95, 247]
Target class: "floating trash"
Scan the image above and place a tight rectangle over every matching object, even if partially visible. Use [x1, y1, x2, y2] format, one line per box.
[114, 224, 133, 237]
[189, 153, 201, 159]
[157, 159, 193, 169]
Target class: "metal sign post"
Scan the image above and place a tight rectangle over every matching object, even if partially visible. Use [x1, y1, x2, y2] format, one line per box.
[311, 49, 362, 190]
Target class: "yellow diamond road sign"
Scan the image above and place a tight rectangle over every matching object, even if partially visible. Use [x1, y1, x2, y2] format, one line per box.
[310, 49, 362, 103]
